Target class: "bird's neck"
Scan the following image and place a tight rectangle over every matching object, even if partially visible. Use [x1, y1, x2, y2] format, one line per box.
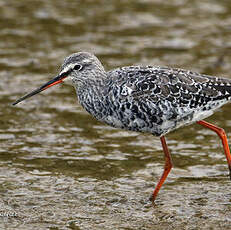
[74, 72, 107, 120]
[75, 69, 107, 93]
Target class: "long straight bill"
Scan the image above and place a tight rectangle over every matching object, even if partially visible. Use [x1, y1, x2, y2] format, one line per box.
[12, 75, 66, 105]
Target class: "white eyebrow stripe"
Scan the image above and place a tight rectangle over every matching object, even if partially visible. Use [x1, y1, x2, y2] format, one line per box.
[82, 59, 91, 64]
[59, 63, 76, 76]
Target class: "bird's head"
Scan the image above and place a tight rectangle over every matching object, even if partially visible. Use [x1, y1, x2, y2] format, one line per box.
[61, 52, 105, 85]
[12, 52, 105, 105]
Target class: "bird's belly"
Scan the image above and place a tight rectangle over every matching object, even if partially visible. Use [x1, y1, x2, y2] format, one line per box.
[101, 102, 221, 137]
[102, 109, 175, 136]
[84, 94, 230, 137]
[99, 99, 179, 136]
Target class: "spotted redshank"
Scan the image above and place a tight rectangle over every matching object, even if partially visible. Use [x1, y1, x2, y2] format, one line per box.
[13, 52, 231, 202]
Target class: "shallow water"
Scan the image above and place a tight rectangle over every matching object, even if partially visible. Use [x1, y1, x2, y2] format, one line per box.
[1, 0, 231, 229]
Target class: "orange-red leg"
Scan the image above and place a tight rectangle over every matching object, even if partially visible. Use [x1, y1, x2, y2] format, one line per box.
[197, 120, 231, 179]
[150, 136, 173, 202]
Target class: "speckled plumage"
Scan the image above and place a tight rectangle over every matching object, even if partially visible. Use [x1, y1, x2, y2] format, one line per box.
[60, 53, 231, 137]
[13, 52, 231, 202]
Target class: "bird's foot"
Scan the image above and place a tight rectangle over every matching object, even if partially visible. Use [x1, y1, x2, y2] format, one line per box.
[149, 194, 156, 205]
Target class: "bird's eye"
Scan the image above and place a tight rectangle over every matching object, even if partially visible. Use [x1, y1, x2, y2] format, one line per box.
[73, 64, 82, 71]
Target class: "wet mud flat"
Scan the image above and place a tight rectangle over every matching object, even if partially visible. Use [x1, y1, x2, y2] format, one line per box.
[1, 0, 231, 229]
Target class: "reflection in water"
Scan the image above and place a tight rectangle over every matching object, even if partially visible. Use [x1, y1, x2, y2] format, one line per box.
[1, 0, 231, 229]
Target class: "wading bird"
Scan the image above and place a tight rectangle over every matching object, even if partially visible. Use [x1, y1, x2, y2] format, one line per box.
[13, 52, 231, 202]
